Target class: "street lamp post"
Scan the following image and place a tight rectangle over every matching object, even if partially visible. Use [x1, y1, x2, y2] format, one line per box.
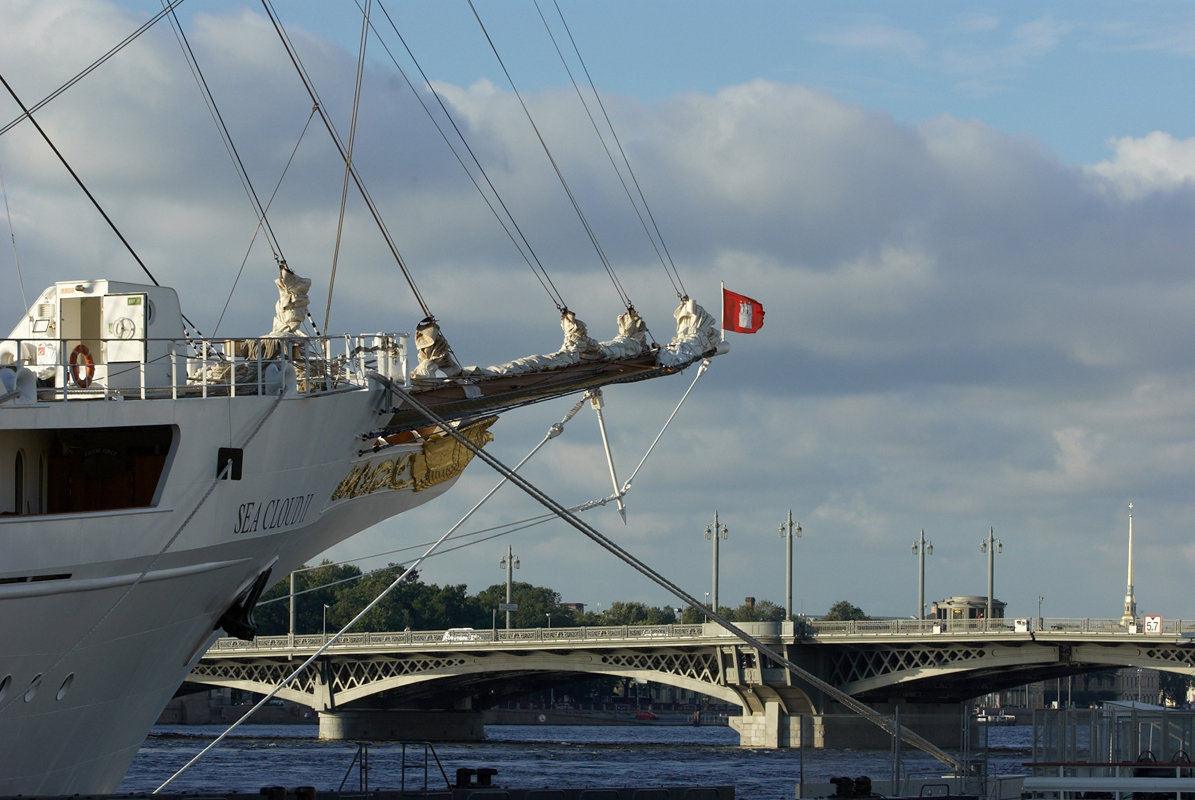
[979, 527, 1002, 626]
[322, 603, 330, 643]
[546, 613, 552, 630]
[500, 545, 519, 630]
[779, 511, 802, 621]
[705, 512, 728, 615]
[1037, 595, 1044, 631]
[911, 530, 933, 620]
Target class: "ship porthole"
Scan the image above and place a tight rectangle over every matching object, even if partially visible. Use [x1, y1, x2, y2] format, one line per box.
[0, 674, 10, 702]
[23, 673, 42, 702]
[56, 673, 75, 701]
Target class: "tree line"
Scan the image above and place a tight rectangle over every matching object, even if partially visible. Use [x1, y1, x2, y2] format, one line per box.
[251, 561, 872, 636]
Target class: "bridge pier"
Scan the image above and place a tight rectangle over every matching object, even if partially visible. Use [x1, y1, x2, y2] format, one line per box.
[319, 709, 485, 742]
[729, 701, 824, 748]
[729, 702, 965, 750]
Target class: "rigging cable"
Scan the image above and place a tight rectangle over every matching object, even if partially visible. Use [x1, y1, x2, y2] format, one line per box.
[213, 107, 322, 337]
[0, 160, 29, 313]
[154, 396, 587, 791]
[160, 1, 319, 341]
[163, 0, 286, 265]
[260, 0, 434, 322]
[369, 0, 568, 313]
[376, 380, 967, 774]
[325, 0, 373, 333]
[543, 0, 687, 301]
[467, 0, 634, 311]
[0, 72, 207, 339]
[0, 0, 187, 139]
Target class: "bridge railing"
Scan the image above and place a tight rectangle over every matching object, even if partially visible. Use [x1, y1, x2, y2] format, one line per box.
[203, 617, 1195, 655]
[207, 622, 728, 652]
[802, 617, 1195, 637]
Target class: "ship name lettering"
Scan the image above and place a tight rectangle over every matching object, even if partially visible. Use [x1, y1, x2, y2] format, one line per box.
[233, 492, 316, 535]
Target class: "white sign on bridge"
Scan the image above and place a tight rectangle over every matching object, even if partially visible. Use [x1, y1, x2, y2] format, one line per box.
[1144, 614, 1163, 634]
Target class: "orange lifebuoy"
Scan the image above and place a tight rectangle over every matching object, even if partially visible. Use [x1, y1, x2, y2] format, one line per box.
[69, 344, 95, 388]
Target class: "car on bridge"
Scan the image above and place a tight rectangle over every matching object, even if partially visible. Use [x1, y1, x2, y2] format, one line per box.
[442, 628, 488, 642]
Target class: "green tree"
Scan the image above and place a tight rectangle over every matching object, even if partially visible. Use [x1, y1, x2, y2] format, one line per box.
[823, 600, 869, 621]
[1160, 671, 1192, 706]
[603, 601, 677, 625]
[473, 582, 573, 628]
[728, 599, 786, 622]
[254, 560, 364, 635]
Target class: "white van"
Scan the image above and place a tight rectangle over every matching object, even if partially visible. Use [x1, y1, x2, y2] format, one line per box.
[442, 627, 482, 642]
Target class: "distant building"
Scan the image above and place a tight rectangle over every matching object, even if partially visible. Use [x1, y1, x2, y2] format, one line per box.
[930, 595, 1006, 621]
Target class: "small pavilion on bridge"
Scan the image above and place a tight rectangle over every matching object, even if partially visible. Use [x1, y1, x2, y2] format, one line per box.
[930, 595, 1006, 621]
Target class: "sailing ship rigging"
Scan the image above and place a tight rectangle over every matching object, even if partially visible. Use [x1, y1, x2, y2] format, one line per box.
[0, 3, 726, 794]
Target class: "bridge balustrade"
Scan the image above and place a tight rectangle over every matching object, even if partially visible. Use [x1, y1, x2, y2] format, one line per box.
[204, 617, 1195, 653]
[207, 623, 717, 652]
[804, 617, 1195, 637]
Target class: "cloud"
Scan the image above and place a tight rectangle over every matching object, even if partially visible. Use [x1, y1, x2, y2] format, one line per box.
[1087, 131, 1195, 200]
[5, 2, 1195, 622]
[811, 23, 926, 62]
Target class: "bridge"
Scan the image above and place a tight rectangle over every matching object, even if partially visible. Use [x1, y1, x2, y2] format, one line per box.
[188, 617, 1195, 749]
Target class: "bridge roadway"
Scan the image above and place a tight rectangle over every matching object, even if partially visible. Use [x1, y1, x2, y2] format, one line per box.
[190, 616, 1195, 749]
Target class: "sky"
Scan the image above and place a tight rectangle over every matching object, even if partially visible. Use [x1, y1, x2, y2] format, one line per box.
[4, 1, 1195, 624]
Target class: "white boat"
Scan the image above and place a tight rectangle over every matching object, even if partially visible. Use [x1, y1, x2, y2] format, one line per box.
[0, 8, 723, 795]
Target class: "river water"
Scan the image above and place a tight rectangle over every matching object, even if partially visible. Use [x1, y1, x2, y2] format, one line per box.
[120, 722, 1033, 799]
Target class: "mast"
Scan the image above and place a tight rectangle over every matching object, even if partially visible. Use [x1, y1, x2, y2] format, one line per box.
[1121, 502, 1137, 626]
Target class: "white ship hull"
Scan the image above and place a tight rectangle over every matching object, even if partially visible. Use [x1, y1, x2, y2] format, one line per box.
[0, 281, 497, 794]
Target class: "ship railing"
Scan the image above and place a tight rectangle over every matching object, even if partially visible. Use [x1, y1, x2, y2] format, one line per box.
[0, 331, 409, 403]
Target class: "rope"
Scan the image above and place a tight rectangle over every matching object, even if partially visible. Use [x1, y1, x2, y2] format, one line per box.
[383, 382, 966, 773]
[0, 159, 28, 312]
[213, 108, 320, 337]
[368, 0, 568, 313]
[467, 0, 634, 311]
[325, 0, 373, 334]
[537, 0, 687, 301]
[0, 0, 187, 138]
[259, 0, 434, 322]
[0, 71, 207, 341]
[154, 397, 586, 791]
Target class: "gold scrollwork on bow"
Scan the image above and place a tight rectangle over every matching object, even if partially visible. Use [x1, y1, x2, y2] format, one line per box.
[331, 416, 497, 501]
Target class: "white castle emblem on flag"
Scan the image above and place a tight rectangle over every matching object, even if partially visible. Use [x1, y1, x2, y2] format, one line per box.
[737, 299, 754, 328]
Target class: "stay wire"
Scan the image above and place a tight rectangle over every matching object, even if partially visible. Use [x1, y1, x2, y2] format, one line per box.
[384, 381, 966, 773]
[260, 0, 434, 322]
[162, 1, 284, 263]
[0, 160, 28, 312]
[0, 0, 187, 139]
[547, 0, 686, 300]
[155, 396, 585, 792]
[369, 0, 567, 312]
[467, 0, 633, 311]
[213, 107, 321, 337]
[325, 0, 373, 333]
[0, 72, 207, 341]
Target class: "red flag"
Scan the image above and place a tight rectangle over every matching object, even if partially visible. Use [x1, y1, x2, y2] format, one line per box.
[722, 288, 765, 333]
